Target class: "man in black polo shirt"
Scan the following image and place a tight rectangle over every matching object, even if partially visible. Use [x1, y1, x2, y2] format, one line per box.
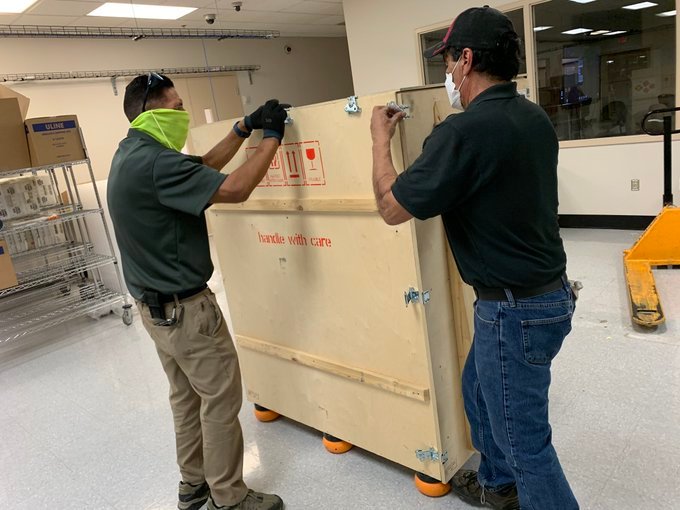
[370, 7, 578, 510]
[108, 74, 285, 510]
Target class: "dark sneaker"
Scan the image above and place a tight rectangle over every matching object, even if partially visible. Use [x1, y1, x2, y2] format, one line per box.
[207, 490, 284, 510]
[178, 481, 210, 510]
[450, 470, 520, 510]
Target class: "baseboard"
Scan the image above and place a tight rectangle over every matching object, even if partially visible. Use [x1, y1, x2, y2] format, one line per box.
[558, 215, 655, 230]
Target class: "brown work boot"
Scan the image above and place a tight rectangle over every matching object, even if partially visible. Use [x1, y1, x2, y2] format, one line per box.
[450, 470, 520, 510]
[207, 490, 284, 510]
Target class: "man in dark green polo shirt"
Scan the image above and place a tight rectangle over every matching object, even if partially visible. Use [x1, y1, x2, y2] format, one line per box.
[370, 7, 578, 510]
[108, 73, 285, 510]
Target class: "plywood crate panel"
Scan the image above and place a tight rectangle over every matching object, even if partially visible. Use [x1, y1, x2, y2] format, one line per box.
[191, 87, 475, 482]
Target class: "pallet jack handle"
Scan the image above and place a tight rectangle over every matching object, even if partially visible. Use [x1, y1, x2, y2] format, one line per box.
[641, 106, 680, 207]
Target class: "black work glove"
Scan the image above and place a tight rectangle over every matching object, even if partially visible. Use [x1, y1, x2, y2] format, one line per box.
[243, 103, 265, 131]
[244, 99, 291, 131]
[260, 99, 291, 142]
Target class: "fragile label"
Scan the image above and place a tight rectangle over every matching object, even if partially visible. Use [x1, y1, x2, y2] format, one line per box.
[247, 140, 326, 188]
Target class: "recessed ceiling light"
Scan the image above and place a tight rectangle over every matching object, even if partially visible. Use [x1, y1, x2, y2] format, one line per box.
[623, 2, 658, 10]
[562, 28, 593, 35]
[589, 30, 611, 35]
[0, 0, 38, 14]
[570, 0, 597, 4]
[606, 30, 628, 35]
[88, 3, 196, 20]
[607, 60, 615, 64]
[534, 26, 554, 32]
[657, 10, 676, 17]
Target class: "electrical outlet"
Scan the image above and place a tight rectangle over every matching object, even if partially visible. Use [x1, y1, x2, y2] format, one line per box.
[631, 179, 640, 191]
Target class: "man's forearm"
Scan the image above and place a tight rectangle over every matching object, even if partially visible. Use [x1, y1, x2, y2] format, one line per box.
[210, 138, 279, 203]
[372, 140, 398, 204]
[202, 120, 248, 170]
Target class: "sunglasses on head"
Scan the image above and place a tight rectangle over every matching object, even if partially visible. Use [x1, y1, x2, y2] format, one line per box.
[141, 71, 165, 112]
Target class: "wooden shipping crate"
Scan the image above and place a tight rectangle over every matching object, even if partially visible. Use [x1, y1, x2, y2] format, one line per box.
[190, 86, 476, 484]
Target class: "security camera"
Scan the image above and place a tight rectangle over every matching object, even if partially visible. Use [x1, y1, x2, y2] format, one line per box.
[205, 13, 216, 24]
[232, 1, 242, 12]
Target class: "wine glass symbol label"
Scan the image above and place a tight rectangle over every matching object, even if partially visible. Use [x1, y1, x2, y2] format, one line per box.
[301, 142, 325, 186]
[305, 147, 317, 170]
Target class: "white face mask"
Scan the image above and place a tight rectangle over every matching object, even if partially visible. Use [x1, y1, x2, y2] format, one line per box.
[445, 57, 467, 110]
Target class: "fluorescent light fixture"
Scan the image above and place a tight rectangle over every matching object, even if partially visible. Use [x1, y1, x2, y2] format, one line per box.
[0, 0, 38, 13]
[622, 2, 658, 10]
[606, 30, 627, 35]
[570, 0, 597, 4]
[534, 26, 554, 32]
[657, 10, 676, 17]
[562, 28, 593, 35]
[589, 30, 611, 35]
[88, 3, 196, 20]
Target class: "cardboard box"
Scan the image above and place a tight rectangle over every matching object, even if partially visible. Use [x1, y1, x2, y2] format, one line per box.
[25, 115, 86, 167]
[0, 240, 18, 290]
[0, 84, 31, 173]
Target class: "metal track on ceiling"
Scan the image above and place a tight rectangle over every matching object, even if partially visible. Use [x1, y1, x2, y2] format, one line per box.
[0, 25, 279, 40]
[0, 65, 261, 83]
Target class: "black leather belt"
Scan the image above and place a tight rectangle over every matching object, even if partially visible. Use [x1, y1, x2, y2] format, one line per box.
[143, 284, 207, 305]
[474, 276, 565, 301]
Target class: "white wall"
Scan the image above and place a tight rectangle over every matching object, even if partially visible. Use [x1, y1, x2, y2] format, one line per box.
[0, 36, 354, 181]
[342, 0, 679, 216]
[559, 140, 680, 215]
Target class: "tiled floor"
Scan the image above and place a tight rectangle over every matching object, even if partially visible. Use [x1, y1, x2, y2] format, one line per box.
[0, 229, 678, 509]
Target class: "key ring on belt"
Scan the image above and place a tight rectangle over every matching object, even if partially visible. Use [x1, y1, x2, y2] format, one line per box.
[153, 294, 184, 327]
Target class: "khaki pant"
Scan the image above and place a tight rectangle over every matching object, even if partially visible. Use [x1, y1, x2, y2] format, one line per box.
[138, 289, 248, 507]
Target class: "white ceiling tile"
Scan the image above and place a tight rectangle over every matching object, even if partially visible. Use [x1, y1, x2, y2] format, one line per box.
[14, 13, 81, 25]
[28, 1, 97, 16]
[68, 15, 126, 26]
[182, 8, 278, 23]
[160, 0, 215, 6]
[281, 1, 342, 15]
[185, 8, 321, 24]
[214, 0, 300, 12]
[116, 18, 190, 28]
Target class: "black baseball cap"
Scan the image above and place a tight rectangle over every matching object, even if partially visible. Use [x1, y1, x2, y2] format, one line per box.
[423, 6, 516, 59]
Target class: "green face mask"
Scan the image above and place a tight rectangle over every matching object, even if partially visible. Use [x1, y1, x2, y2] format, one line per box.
[131, 109, 190, 152]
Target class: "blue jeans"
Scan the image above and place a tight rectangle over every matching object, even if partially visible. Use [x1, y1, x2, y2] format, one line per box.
[463, 281, 579, 510]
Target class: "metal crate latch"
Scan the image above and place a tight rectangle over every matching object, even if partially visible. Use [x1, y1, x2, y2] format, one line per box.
[416, 447, 448, 464]
[344, 96, 361, 114]
[404, 287, 431, 307]
[386, 101, 411, 118]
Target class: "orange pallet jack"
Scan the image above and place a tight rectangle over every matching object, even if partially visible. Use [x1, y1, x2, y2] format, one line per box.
[624, 107, 680, 327]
